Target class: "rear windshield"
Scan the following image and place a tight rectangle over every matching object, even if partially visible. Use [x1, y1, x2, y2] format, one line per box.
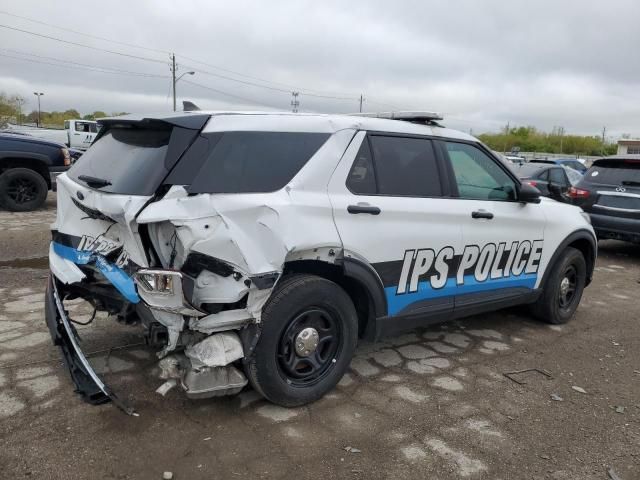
[186, 131, 330, 194]
[584, 159, 640, 185]
[69, 127, 171, 195]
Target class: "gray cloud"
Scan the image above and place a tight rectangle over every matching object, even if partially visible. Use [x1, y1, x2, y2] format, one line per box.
[1, 0, 639, 137]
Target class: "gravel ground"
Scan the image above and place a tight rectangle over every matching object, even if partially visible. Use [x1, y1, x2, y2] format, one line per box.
[0, 193, 638, 480]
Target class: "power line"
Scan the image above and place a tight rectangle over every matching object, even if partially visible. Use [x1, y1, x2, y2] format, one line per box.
[1, 49, 167, 78]
[0, 10, 416, 111]
[0, 52, 168, 78]
[181, 79, 284, 110]
[0, 10, 171, 55]
[0, 24, 166, 64]
[183, 63, 358, 101]
[0, 9, 364, 100]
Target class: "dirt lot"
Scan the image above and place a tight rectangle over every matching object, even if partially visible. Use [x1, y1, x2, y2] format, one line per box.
[0, 193, 638, 480]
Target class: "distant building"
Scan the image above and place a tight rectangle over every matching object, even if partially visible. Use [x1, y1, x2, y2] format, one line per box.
[617, 139, 640, 155]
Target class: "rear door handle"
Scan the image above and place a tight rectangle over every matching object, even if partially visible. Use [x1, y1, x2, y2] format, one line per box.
[348, 204, 381, 215]
[471, 210, 494, 219]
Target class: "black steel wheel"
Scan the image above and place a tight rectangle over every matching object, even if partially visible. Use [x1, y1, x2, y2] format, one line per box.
[531, 247, 586, 324]
[277, 307, 342, 387]
[246, 274, 358, 407]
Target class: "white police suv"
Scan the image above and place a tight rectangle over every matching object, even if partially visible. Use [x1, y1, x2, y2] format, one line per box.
[45, 111, 596, 411]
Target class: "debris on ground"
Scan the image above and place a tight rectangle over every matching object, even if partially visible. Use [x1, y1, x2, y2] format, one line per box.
[344, 446, 362, 453]
[550, 393, 563, 401]
[571, 386, 587, 394]
[503, 368, 553, 385]
[156, 379, 178, 396]
[607, 467, 623, 480]
[539, 454, 550, 460]
[162, 472, 173, 480]
[615, 406, 625, 414]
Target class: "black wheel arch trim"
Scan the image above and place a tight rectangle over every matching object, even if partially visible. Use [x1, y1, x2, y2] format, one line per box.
[540, 229, 597, 289]
[341, 256, 388, 320]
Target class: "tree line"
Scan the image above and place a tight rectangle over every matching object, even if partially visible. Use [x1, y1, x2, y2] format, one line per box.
[478, 125, 617, 156]
[0, 92, 127, 128]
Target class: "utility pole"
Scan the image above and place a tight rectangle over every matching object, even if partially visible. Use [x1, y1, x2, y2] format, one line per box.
[558, 126, 565, 154]
[359, 94, 364, 113]
[171, 53, 177, 112]
[602, 126, 607, 154]
[33, 92, 44, 128]
[503, 121, 510, 153]
[291, 92, 299, 113]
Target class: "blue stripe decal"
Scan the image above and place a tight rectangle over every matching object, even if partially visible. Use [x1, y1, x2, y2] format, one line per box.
[385, 274, 537, 316]
[52, 242, 140, 304]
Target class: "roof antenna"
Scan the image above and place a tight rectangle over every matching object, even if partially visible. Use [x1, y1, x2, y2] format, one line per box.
[182, 100, 201, 112]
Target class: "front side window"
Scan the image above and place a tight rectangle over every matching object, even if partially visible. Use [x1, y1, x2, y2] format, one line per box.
[446, 142, 516, 201]
[368, 135, 442, 197]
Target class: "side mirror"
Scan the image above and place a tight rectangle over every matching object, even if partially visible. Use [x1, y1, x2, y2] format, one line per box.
[518, 183, 541, 204]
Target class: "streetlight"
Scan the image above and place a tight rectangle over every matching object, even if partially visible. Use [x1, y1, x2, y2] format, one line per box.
[172, 71, 195, 112]
[33, 92, 44, 128]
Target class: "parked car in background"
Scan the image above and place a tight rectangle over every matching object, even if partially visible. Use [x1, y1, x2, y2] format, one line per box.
[504, 154, 526, 164]
[530, 158, 588, 174]
[0, 133, 71, 211]
[512, 162, 573, 203]
[4, 119, 100, 150]
[570, 155, 640, 244]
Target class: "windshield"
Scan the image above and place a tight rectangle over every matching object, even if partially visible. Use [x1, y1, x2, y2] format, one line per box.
[69, 126, 171, 195]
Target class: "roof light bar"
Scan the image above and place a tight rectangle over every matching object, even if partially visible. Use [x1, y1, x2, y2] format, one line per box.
[351, 111, 444, 122]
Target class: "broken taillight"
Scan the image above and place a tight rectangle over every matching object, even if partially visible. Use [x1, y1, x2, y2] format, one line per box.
[568, 186, 590, 199]
[526, 180, 538, 188]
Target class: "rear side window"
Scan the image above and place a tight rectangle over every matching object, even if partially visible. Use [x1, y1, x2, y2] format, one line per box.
[187, 132, 330, 194]
[586, 160, 640, 185]
[69, 127, 171, 195]
[367, 136, 441, 197]
[446, 142, 516, 201]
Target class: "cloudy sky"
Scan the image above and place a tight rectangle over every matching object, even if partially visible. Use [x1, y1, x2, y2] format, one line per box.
[1, 0, 639, 137]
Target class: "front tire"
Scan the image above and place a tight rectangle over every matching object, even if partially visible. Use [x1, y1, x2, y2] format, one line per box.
[246, 274, 358, 407]
[0, 168, 48, 212]
[531, 247, 586, 324]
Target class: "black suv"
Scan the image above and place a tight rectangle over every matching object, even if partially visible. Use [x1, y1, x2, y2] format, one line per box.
[0, 133, 71, 211]
[571, 155, 640, 244]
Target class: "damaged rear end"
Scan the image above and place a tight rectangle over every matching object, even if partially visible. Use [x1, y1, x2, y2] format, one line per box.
[46, 112, 343, 410]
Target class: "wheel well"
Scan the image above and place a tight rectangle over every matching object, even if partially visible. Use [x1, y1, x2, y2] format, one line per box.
[282, 260, 374, 338]
[0, 158, 51, 189]
[567, 238, 595, 285]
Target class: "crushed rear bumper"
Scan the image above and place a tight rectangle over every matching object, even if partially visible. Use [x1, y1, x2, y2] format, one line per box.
[45, 275, 137, 415]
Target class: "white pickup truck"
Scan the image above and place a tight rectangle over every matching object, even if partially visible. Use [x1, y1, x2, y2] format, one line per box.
[63, 120, 100, 150]
[5, 119, 100, 150]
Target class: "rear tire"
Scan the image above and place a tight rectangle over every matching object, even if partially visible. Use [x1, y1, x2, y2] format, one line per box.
[531, 247, 586, 324]
[246, 274, 358, 407]
[0, 168, 48, 212]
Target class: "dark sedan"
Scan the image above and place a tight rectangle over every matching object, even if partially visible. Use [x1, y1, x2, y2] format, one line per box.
[511, 163, 573, 203]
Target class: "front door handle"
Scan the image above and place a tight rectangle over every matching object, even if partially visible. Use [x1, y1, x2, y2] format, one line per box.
[471, 210, 494, 219]
[348, 204, 381, 215]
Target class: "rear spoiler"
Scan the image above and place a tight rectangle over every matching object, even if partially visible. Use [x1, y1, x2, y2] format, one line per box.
[95, 114, 211, 143]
